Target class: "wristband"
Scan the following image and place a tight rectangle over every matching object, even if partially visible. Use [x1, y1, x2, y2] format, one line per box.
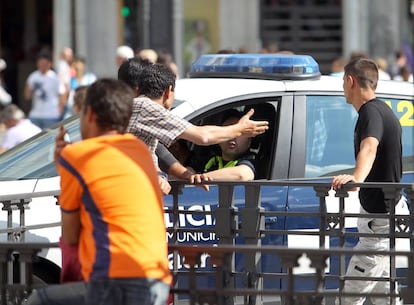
[158, 171, 168, 180]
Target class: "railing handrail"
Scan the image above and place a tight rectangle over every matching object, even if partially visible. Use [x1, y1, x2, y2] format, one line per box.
[0, 180, 412, 203]
[168, 243, 414, 257]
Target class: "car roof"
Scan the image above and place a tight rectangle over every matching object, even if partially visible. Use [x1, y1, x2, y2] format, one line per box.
[172, 75, 413, 118]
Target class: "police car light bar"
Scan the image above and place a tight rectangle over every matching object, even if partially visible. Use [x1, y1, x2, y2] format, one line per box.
[189, 54, 321, 80]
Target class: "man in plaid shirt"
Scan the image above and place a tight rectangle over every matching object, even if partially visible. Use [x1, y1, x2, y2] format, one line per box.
[118, 59, 268, 194]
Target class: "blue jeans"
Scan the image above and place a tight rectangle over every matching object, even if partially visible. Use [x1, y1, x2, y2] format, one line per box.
[29, 117, 60, 129]
[87, 278, 169, 305]
[26, 281, 87, 305]
[26, 278, 169, 305]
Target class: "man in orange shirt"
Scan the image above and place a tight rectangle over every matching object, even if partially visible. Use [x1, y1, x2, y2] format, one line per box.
[27, 79, 171, 305]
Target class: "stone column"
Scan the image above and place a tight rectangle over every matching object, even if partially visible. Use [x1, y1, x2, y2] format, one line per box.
[53, 0, 72, 65]
[83, 0, 119, 77]
[173, 0, 184, 78]
[219, 0, 261, 53]
[342, 0, 370, 59]
[24, 0, 39, 58]
[73, 0, 88, 59]
[368, 0, 401, 59]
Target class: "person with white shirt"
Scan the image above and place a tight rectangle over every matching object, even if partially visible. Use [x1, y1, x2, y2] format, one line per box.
[0, 104, 41, 153]
[24, 53, 66, 129]
[0, 58, 12, 107]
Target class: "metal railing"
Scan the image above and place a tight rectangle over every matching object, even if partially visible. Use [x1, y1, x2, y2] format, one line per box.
[166, 180, 414, 305]
[0, 180, 413, 305]
[0, 242, 59, 305]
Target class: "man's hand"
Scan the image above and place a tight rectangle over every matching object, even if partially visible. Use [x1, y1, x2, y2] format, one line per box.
[158, 175, 172, 195]
[331, 174, 358, 191]
[238, 109, 269, 137]
[54, 124, 71, 162]
[189, 173, 213, 191]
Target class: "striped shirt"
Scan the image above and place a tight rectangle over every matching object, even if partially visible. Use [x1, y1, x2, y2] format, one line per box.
[127, 96, 190, 166]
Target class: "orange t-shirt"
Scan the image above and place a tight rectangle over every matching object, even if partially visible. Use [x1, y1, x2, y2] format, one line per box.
[57, 134, 171, 284]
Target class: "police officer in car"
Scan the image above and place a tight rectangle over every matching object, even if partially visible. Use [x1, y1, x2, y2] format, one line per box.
[190, 109, 256, 182]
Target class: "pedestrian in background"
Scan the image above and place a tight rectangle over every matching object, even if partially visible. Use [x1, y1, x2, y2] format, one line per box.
[0, 58, 12, 107]
[330, 56, 345, 77]
[0, 104, 41, 153]
[56, 47, 74, 101]
[157, 50, 179, 79]
[69, 57, 97, 90]
[138, 48, 158, 64]
[24, 53, 66, 129]
[332, 58, 405, 305]
[27, 78, 171, 305]
[71, 85, 88, 115]
[115, 45, 134, 67]
[62, 57, 96, 118]
[374, 57, 391, 80]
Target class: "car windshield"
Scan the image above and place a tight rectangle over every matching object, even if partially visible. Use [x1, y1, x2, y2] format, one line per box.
[0, 97, 186, 182]
[0, 115, 81, 180]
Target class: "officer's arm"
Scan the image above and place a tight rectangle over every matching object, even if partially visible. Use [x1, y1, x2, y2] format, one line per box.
[203, 164, 254, 181]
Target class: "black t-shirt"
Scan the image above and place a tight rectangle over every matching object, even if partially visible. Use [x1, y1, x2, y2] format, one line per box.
[355, 98, 402, 213]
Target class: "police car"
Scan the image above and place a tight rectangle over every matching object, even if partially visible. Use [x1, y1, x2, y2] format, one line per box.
[0, 54, 412, 287]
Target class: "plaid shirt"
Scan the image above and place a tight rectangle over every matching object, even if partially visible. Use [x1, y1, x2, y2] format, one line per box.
[127, 96, 190, 166]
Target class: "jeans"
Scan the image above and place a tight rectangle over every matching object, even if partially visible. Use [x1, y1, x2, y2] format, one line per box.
[87, 278, 169, 305]
[26, 278, 169, 305]
[336, 197, 407, 305]
[29, 117, 60, 129]
[26, 281, 88, 305]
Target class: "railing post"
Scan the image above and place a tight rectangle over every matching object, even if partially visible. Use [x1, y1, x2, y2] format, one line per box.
[0, 248, 7, 305]
[313, 185, 330, 299]
[400, 185, 414, 304]
[332, 187, 349, 302]
[278, 251, 301, 305]
[314, 186, 331, 247]
[215, 184, 236, 305]
[1, 199, 31, 242]
[10, 248, 37, 304]
[169, 182, 183, 305]
[241, 184, 263, 305]
[383, 185, 402, 305]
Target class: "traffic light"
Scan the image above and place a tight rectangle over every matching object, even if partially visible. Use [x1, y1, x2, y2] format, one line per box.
[121, 6, 130, 18]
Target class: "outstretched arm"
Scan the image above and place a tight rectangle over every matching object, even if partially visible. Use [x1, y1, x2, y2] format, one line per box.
[179, 109, 268, 146]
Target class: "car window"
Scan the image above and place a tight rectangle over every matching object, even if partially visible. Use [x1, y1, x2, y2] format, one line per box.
[305, 96, 356, 177]
[305, 96, 414, 178]
[0, 116, 81, 180]
[174, 99, 279, 180]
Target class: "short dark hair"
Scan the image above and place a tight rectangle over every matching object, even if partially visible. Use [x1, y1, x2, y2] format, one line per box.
[117, 57, 152, 90]
[37, 52, 52, 62]
[83, 79, 134, 133]
[138, 63, 176, 99]
[344, 58, 378, 90]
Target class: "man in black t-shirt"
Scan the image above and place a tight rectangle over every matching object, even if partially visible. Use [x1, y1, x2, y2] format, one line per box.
[332, 58, 404, 305]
